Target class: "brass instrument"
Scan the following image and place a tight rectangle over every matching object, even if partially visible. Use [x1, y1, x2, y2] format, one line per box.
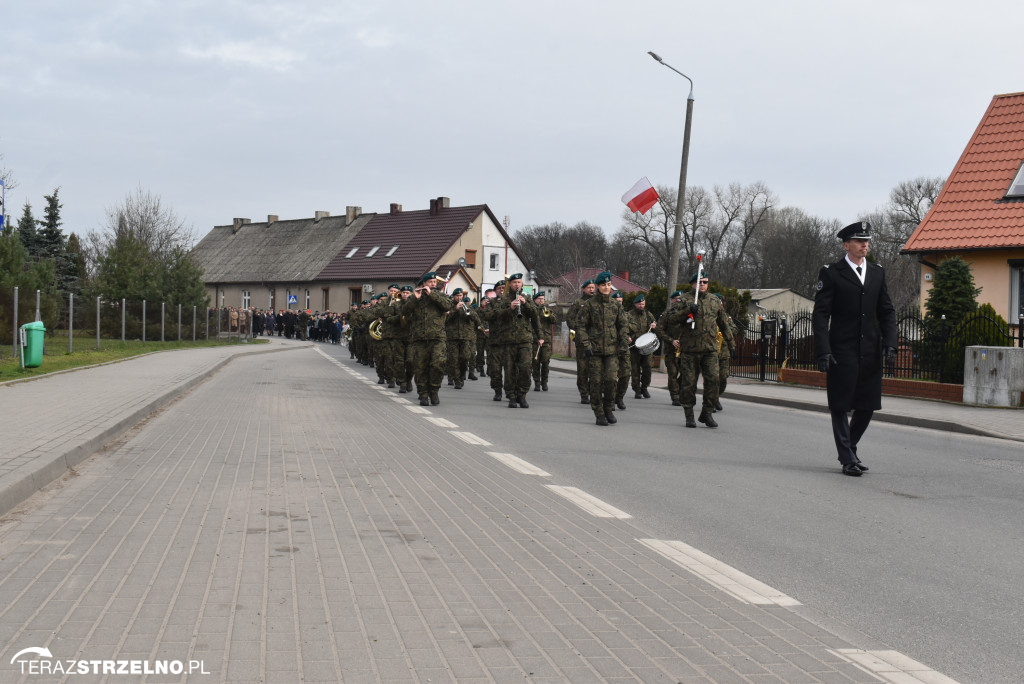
[541, 306, 551, 318]
[569, 329, 576, 341]
[368, 318, 385, 340]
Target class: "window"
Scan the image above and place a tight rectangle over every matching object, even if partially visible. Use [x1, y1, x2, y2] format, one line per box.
[365, 246, 380, 257]
[1008, 163, 1024, 198]
[268, 289, 275, 309]
[386, 245, 399, 257]
[241, 290, 251, 309]
[489, 253, 499, 270]
[345, 247, 359, 258]
[322, 287, 329, 311]
[1010, 262, 1024, 323]
[465, 250, 477, 268]
[305, 289, 310, 309]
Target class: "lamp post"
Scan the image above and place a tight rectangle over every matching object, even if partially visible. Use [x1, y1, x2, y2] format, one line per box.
[648, 51, 694, 293]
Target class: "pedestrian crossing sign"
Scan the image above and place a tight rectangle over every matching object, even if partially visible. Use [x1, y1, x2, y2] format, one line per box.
[288, 295, 298, 305]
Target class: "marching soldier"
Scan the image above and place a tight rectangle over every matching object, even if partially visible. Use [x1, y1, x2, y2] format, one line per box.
[712, 293, 740, 412]
[481, 281, 509, 402]
[626, 293, 656, 399]
[445, 288, 481, 389]
[495, 273, 542, 408]
[575, 272, 629, 426]
[611, 290, 631, 411]
[475, 294, 491, 376]
[665, 272, 735, 428]
[656, 291, 686, 406]
[402, 272, 452, 406]
[566, 279, 596, 404]
[532, 291, 558, 392]
[381, 285, 413, 391]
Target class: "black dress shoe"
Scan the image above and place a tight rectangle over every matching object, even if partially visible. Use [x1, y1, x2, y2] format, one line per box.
[855, 461, 869, 471]
[842, 463, 863, 477]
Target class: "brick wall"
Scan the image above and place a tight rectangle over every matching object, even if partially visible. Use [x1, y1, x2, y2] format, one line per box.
[778, 367, 964, 403]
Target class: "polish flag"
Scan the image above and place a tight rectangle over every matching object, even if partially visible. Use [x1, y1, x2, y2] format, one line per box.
[621, 177, 660, 215]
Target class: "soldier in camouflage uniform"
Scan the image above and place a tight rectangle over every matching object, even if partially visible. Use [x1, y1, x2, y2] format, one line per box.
[474, 295, 490, 375]
[626, 293, 657, 399]
[495, 273, 542, 408]
[611, 291, 631, 411]
[531, 292, 558, 392]
[656, 291, 686, 405]
[575, 271, 629, 426]
[445, 288, 481, 389]
[566, 279, 596, 404]
[665, 273, 735, 428]
[402, 272, 452, 406]
[382, 285, 414, 392]
[712, 293, 740, 412]
[480, 281, 509, 401]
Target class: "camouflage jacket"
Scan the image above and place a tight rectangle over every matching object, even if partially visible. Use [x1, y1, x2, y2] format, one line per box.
[665, 293, 735, 354]
[656, 302, 687, 348]
[479, 300, 508, 345]
[494, 289, 541, 345]
[445, 299, 481, 340]
[536, 306, 560, 344]
[566, 294, 592, 344]
[575, 292, 629, 356]
[401, 289, 451, 341]
[625, 307, 655, 342]
[381, 298, 410, 341]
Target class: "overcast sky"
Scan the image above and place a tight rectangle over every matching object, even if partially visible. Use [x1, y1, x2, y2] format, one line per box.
[2, 0, 1021, 244]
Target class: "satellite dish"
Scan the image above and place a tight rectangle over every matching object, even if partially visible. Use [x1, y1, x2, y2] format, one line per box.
[457, 257, 467, 268]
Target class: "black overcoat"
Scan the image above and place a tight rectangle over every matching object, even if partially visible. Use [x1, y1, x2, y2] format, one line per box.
[812, 259, 897, 411]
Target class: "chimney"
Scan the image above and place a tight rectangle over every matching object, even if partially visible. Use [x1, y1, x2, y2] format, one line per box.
[345, 206, 362, 225]
[314, 210, 330, 222]
[267, 215, 278, 225]
[620, 270, 630, 282]
[390, 203, 402, 215]
[438, 196, 450, 209]
[232, 218, 251, 234]
[429, 198, 438, 215]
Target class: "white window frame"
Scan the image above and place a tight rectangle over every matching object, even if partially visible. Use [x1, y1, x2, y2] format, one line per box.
[1007, 162, 1024, 198]
[1010, 263, 1024, 323]
[305, 289, 310, 310]
[365, 246, 380, 257]
[241, 290, 251, 309]
[489, 253, 499, 270]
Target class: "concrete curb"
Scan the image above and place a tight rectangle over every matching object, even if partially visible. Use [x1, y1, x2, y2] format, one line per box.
[0, 344, 307, 518]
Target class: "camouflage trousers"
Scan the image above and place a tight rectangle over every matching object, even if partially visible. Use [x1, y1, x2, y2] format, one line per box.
[574, 343, 590, 398]
[616, 349, 631, 401]
[664, 349, 683, 401]
[488, 344, 507, 394]
[372, 339, 387, 378]
[629, 348, 652, 392]
[389, 339, 412, 385]
[719, 353, 731, 395]
[408, 339, 447, 397]
[532, 342, 552, 386]
[476, 337, 487, 372]
[446, 338, 475, 381]
[504, 342, 533, 398]
[680, 350, 719, 412]
[588, 354, 620, 416]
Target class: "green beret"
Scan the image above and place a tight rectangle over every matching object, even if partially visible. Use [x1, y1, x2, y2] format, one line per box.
[361, 300, 369, 305]
[582, 279, 594, 288]
[388, 283, 399, 290]
[508, 272, 523, 280]
[494, 279, 505, 287]
[451, 287, 463, 296]
[532, 291, 545, 300]
[594, 271, 613, 285]
[400, 285, 413, 292]
[611, 291, 623, 299]
[670, 290, 683, 299]
[463, 296, 472, 304]
[713, 293, 723, 299]
[689, 272, 709, 284]
[634, 293, 646, 303]
[418, 271, 437, 286]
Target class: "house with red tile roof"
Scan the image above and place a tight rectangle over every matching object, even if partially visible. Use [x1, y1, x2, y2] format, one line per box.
[902, 92, 1024, 326]
[544, 268, 648, 306]
[192, 197, 534, 310]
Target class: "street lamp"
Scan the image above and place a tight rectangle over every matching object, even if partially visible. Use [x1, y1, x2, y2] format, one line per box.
[648, 51, 694, 293]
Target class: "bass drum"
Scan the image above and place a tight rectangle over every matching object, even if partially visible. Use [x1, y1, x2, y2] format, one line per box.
[634, 331, 660, 355]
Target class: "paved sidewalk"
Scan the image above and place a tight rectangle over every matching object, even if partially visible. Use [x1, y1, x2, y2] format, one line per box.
[549, 358, 1024, 443]
[0, 339, 308, 517]
[0, 343, 957, 682]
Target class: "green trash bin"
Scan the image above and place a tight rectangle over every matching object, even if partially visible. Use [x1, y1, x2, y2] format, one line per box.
[20, 321, 46, 368]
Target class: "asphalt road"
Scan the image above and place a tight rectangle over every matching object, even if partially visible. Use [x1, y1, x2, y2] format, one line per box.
[343, 350, 1024, 684]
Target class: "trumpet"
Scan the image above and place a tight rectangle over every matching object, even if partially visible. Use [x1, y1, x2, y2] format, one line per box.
[541, 306, 551, 318]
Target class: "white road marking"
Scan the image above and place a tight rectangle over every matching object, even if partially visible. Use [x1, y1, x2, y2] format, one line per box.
[486, 452, 550, 476]
[405, 406, 431, 414]
[828, 649, 959, 683]
[425, 417, 458, 428]
[545, 486, 631, 518]
[450, 431, 492, 446]
[390, 397, 410, 404]
[637, 538, 800, 607]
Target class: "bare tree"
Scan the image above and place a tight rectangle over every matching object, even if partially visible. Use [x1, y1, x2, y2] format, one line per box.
[736, 207, 839, 296]
[513, 221, 607, 283]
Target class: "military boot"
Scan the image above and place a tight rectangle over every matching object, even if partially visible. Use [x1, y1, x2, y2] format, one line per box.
[684, 408, 697, 428]
[641, 387, 651, 399]
[615, 397, 626, 410]
[605, 410, 617, 424]
[419, 395, 430, 407]
[398, 384, 408, 394]
[580, 395, 590, 404]
[713, 399, 724, 411]
[387, 380, 395, 388]
[493, 390, 503, 401]
[429, 391, 440, 406]
[508, 396, 518, 408]
[595, 414, 609, 426]
[698, 410, 718, 428]
[468, 371, 478, 381]
[518, 394, 529, 409]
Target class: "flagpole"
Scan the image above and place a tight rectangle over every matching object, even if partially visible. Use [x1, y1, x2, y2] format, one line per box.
[648, 52, 694, 293]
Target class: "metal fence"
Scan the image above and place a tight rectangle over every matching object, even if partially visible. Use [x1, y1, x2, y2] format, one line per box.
[1, 287, 253, 360]
[731, 308, 1024, 384]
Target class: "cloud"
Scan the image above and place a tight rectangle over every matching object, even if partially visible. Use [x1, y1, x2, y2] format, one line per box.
[355, 26, 400, 49]
[181, 41, 304, 72]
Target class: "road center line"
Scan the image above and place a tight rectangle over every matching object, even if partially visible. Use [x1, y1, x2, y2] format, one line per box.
[828, 649, 959, 683]
[545, 486, 631, 519]
[486, 452, 551, 476]
[637, 538, 800, 606]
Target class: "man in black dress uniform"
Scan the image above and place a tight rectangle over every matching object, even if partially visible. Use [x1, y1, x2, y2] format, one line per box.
[812, 221, 898, 476]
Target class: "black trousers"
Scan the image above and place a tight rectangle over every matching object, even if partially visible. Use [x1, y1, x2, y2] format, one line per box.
[830, 409, 873, 465]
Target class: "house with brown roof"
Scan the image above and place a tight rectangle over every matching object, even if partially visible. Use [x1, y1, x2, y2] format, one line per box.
[545, 268, 648, 306]
[902, 92, 1024, 327]
[191, 197, 534, 311]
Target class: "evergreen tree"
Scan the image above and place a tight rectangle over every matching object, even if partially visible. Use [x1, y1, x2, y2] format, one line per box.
[923, 257, 981, 327]
[38, 187, 66, 260]
[16, 201, 40, 259]
[0, 231, 61, 332]
[62, 232, 88, 295]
